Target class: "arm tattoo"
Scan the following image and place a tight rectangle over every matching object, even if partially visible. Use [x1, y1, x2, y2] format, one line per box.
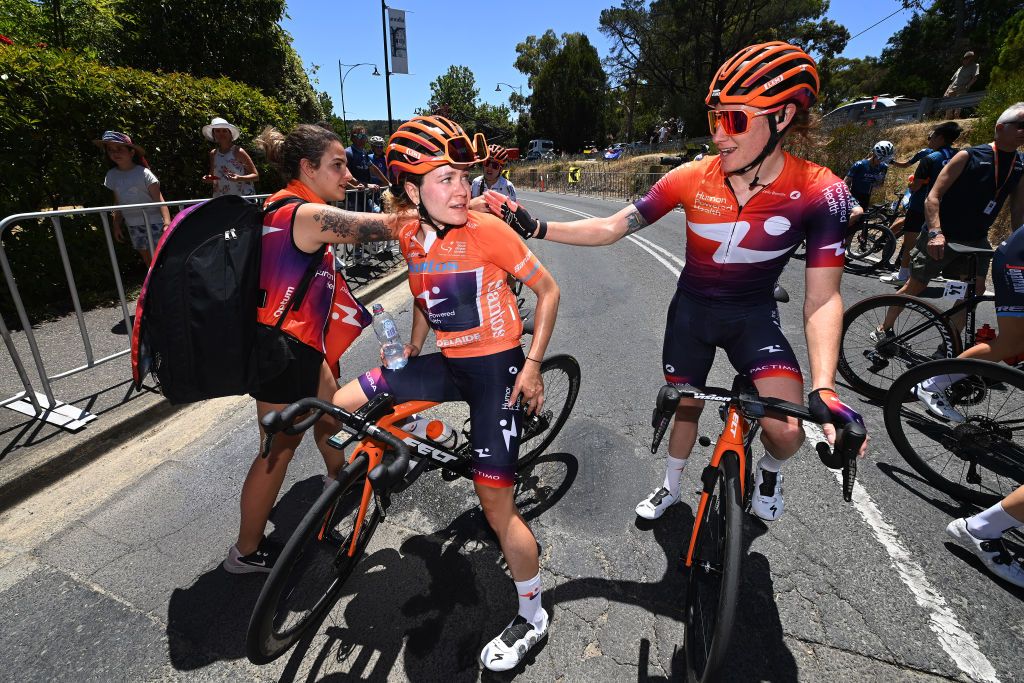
[624, 208, 649, 235]
[312, 207, 391, 243]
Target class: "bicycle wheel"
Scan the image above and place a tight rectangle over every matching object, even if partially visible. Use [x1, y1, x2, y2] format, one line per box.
[684, 451, 743, 683]
[844, 223, 896, 275]
[885, 359, 1024, 506]
[246, 455, 381, 664]
[516, 354, 582, 470]
[839, 294, 961, 401]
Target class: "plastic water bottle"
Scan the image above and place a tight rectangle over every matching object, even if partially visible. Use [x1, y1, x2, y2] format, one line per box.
[372, 303, 407, 370]
[974, 323, 996, 347]
[401, 415, 458, 448]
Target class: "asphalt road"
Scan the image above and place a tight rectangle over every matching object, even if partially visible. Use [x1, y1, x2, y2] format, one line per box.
[0, 189, 1020, 682]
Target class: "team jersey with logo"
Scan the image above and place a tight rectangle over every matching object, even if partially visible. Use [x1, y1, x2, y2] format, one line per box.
[397, 210, 546, 357]
[257, 184, 371, 354]
[471, 175, 518, 201]
[633, 153, 849, 303]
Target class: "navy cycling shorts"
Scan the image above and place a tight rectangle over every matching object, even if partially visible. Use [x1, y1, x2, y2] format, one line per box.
[357, 346, 525, 488]
[994, 242, 1024, 317]
[662, 289, 802, 388]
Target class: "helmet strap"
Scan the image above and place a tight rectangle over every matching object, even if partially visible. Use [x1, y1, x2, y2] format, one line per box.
[416, 201, 456, 239]
[727, 115, 783, 190]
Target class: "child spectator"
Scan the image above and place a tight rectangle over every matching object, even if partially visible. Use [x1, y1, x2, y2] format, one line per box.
[201, 117, 258, 197]
[95, 130, 170, 266]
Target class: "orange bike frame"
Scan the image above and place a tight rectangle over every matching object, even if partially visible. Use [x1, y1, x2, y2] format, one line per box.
[330, 400, 440, 558]
[683, 403, 750, 568]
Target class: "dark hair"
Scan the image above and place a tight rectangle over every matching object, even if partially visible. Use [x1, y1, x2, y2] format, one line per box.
[255, 124, 342, 180]
[384, 173, 422, 213]
[933, 121, 963, 144]
[782, 105, 816, 139]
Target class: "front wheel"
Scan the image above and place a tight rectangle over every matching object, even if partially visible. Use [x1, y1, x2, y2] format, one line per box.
[839, 294, 961, 401]
[684, 452, 744, 683]
[516, 354, 582, 471]
[844, 222, 896, 275]
[246, 455, 381, 664]
[885, 359, 1024, 506]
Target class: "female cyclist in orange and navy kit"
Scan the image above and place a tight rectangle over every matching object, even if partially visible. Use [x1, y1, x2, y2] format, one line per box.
[486, 41, 867, 523]
[224, 124, 409, 576]
[332, 116, 560, 672]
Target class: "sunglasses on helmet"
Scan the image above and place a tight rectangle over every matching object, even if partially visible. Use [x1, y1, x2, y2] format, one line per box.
[484, 159, 504, 169]
[707, 105, 785, 137]
[390, 131, 490, 167]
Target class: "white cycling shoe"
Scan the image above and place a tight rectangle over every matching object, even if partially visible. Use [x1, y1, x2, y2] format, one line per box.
[912, 383, 965, 422]
[751, 466, 784, 521]
[480, 609, 549, 672]
[635, 487, 680, 520]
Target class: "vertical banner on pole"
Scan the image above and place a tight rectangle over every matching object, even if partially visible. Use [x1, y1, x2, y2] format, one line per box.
[388, 9, 408, 74]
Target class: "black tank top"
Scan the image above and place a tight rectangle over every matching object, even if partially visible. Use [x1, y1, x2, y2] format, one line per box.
[939, 144, 1024, 241]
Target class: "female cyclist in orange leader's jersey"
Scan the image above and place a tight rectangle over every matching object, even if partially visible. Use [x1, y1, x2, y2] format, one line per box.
[331, 116, 561, 673]
[486, 41, 868, 524]
[222, 124, 411, 575]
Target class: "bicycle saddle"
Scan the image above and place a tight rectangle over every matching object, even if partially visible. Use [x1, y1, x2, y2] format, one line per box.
[945, 242, 993, 256]
[773, 282, 790, 303]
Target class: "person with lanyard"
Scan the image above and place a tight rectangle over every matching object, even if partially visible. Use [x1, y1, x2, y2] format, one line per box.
[470, 144, 517, 202]
[877, 103, 1024, 339]
[880, 121, 963, 285]
[485, 41, 868, 523]
[331, 116, 561, 671]
[222, 123, 409, 574]
[844, 140, 894, 210]
[368, 135, 390, 186]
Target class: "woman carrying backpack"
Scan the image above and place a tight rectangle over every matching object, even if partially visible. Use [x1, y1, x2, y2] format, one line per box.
[223, 123, 407, 574]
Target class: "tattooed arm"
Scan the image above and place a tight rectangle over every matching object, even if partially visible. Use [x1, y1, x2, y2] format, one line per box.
[293, 203, 410, 253]
[539, 203, 649, 246]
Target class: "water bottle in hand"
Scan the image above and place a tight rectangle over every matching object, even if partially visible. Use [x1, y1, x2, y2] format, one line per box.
[372, 303, 407, 370]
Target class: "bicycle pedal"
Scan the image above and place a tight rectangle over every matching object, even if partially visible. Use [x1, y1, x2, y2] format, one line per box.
[441, 469, 460, 482]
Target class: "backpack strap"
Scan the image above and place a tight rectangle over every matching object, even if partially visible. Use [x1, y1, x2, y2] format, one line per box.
[262, 196, 326, 330]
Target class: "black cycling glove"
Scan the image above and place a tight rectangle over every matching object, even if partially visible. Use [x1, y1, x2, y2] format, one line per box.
[808, 388, 864, 428]
[499, 201, 547, 240]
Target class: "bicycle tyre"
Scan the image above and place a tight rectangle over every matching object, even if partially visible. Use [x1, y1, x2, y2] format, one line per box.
[684, 451, 744, 683]
[844, 223, 896, 275]
[885, 359, 1024, 506]
[839, 294, 961, 401]
[246, 455, 381, 664]
[516, 354, 582, 470]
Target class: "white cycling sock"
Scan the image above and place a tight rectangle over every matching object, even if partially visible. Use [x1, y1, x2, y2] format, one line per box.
[967, 502, 1024, 539]
[921, 372, 969, 393]
[758, 451, 786, 473]
[514, 573, 543, 626]
[662, 455, 688, 496]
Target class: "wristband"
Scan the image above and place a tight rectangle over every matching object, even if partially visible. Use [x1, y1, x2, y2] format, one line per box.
[525, 356, 542, 364]
[536, 221, 548, 240]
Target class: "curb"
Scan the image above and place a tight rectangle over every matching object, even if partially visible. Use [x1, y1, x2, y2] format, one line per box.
[0, 265, 409, 513]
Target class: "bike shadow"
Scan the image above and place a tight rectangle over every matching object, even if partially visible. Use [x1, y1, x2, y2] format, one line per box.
[164, 475, 327, 670]
[550, 504, 798, 682]
[273, 451, 580, 681]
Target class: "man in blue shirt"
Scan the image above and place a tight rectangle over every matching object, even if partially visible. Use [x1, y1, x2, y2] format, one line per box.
[845, 140, 894, 209]
[880, 121, 963, 284]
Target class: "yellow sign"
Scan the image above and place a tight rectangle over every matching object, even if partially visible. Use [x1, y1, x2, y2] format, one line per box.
[501, 169, 510, 180]
[568, 166, 581, 184]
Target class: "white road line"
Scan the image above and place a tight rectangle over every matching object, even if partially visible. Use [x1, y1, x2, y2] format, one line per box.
[529, 194, 1000, 683]
[803, 424, 1000, 683]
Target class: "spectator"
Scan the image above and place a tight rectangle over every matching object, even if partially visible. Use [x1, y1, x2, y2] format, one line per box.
[95, 130, 170, 267]
[877, 103, 1024, 339]
[943, 51, 980, 118]
[880, 122, 962, 285]
[844, 140, 894, 209]
[201, 116, 258, 198]
[345, 126, 390, 265]
[369, 135, 389, 184]
[470, 144, 517, 204]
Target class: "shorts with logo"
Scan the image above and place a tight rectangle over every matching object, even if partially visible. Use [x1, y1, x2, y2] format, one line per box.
[357, 346, 526, 488]
[128, 222, 164, 251]
[910, 232, 992, 283]
[993, 241, 1024, 317]
[662, 289, 802, 388]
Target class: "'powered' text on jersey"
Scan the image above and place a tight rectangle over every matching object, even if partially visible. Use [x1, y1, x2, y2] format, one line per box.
[633, 153, 849, 302]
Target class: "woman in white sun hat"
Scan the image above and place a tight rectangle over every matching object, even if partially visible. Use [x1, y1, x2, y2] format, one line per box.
[202, 116, 258, 197]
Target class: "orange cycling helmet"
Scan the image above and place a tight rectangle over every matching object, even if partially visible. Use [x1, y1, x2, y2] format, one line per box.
[487, 144, 509, 165]
[706, 41, 819, 110]
[386, 115, 489, 180]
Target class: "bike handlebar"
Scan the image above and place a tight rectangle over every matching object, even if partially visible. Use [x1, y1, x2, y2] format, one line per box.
[650, 383, 865, 502]
[259, 396, 411, 489]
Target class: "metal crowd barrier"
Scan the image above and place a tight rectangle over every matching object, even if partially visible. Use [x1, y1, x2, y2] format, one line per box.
[509, 170, 667, 203]
[0, 187, 395, 430]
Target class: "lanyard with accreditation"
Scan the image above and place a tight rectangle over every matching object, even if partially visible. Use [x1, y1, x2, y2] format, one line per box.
[986, 143, 1019, 215]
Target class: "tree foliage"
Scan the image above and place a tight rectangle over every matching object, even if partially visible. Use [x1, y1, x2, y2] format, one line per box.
[529, 33, 607, 151]
[989, 9, 1024, 87]
[417, 65, 516, 145]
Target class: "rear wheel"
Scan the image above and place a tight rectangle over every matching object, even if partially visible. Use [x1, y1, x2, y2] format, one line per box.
[839, 294, 961, 401]
[516, 354, 582, 470]
[684, 452, 744, 683]
[885, 359, 1024, 506]
[844, 222, 896, 275]
[246, 455, 381, 664]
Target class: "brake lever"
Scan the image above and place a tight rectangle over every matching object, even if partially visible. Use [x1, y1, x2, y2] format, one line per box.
[651, 385, 682, 453]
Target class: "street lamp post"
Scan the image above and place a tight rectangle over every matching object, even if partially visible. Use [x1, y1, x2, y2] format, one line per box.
[495, 82, 524, 96]
[338, 61, 381, 140]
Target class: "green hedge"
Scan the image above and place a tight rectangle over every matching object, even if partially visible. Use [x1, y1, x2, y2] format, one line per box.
[969, 71, 1024, 145]
[0, 46, 298, 327]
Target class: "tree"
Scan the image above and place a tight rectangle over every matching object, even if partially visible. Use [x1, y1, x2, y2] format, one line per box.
[0, 0, 123, 60]
[530, 33, 607, 151]
[421, 65, 479, 126]
[817, 56, 885, 112]
[475, 103, 516, 145]
[989, 9, 1024, 87]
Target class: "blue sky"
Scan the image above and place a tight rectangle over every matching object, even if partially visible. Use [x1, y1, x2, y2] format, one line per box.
[282, 0, 924, 121]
